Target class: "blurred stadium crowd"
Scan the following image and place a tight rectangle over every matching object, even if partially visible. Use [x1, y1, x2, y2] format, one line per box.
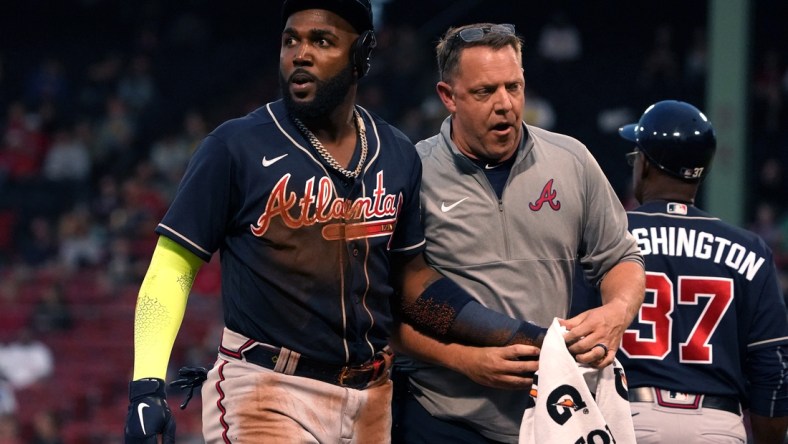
[0, 1, 786, 442]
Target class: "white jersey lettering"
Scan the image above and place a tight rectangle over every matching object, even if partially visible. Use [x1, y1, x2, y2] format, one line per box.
[631, 227, 766, 281]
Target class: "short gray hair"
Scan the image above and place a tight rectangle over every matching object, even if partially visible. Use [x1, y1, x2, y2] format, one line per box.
[436, 23, 523, 82]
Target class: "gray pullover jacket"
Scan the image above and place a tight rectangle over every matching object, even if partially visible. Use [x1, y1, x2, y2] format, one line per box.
[406, 116, 643, 442]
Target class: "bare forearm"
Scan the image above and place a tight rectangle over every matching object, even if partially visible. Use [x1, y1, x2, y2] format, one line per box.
[599, 260, 645, 325]
[390, 322, 467, 372]
[563, 260, 645, 366]
[750, 413, 788, 444]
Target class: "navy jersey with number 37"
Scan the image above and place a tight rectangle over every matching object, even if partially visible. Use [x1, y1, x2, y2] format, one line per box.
[618, 200, 788, 401]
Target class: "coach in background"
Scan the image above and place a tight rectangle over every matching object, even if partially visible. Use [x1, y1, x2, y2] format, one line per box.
[616, 100, 788, 443]
[390, 23, 645, 443]
[123, 2, 559, 443]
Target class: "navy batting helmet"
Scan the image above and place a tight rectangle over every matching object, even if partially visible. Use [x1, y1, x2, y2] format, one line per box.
[619, 100, 716, 181]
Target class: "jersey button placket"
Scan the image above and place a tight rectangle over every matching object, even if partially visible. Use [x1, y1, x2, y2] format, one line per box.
[348, 242, 362, 303]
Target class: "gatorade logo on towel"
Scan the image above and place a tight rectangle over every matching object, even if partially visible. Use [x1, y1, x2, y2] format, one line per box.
[546, 385, 588, 425]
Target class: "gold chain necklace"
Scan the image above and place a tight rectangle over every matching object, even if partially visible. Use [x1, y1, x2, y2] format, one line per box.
[292, 109, 368, 179]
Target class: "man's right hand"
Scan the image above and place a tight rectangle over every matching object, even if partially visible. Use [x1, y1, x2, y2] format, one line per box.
[454, 344, 540, 390]
[124, 378, 176, 444]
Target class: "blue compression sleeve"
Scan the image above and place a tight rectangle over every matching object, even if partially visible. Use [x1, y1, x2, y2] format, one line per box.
[401, 277, 547, 346]
[452, 301, 547, 347]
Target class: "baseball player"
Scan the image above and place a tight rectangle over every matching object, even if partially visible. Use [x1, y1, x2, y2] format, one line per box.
[390, 23, 645, 443]
[616, 100, 788, 443]
[123, 3, 550, 443]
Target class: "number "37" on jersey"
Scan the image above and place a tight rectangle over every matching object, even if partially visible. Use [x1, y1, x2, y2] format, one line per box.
[620, 272, 733, 364]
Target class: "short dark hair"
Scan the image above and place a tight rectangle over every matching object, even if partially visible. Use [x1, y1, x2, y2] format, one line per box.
[436, 23, 523, 82]
[281, 0, 373, 33]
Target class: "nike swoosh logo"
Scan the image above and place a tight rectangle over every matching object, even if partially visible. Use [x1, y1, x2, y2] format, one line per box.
[138, 402, 149, 435]
[441, 197, 469, 213]
[262, 154, 288, 167]
[484, 163, 502, 169]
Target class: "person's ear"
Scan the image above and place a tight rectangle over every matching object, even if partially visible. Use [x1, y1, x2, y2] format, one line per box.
[436, 81, 456, 114]
[639, 156, 651, 180]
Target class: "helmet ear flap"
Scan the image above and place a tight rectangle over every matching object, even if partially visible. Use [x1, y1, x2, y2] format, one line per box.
[351, 30, 376, 79]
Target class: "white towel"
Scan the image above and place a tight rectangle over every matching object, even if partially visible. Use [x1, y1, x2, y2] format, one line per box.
[519, 318, 636, 444]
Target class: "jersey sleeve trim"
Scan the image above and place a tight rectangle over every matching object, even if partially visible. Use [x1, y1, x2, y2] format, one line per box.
[390, 239, 426, 254]
[156, 223, 212, 261]
[617, 256, 646, 268]
[749, 336, 788, 349]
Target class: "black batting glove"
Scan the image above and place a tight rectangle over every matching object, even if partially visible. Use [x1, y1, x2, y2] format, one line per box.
[170, 366, 208, 409]
[124, 378, 176, 444]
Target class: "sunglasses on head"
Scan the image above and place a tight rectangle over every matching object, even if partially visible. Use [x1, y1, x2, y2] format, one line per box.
[454, 23, 516, 42]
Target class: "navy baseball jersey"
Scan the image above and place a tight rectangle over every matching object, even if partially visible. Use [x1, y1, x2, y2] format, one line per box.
[156, 99, 425, 365]
[619, 200, 788, 403]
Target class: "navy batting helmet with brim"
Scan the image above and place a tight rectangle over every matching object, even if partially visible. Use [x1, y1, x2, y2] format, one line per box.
[619, 100, 716, 181]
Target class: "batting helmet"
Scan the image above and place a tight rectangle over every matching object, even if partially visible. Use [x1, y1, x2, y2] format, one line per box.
[619, 100, 716, 181]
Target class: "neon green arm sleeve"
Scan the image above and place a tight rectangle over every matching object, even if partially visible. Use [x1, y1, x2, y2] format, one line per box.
[132, 236, 204, 380]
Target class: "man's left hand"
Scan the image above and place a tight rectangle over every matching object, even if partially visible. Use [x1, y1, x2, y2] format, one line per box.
[559, 301, 629, 368]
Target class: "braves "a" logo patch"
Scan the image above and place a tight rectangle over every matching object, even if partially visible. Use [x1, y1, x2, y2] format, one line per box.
[528, 179, 561, 211]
